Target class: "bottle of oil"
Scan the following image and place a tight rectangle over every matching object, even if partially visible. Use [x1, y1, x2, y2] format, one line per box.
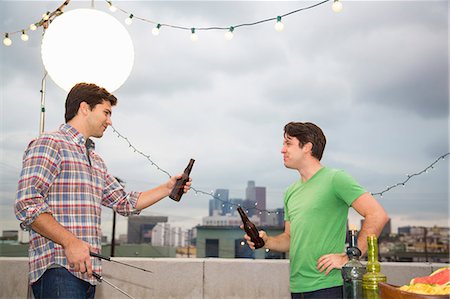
[362, 234, 386, 299]
[237, 206, 265, 249]
[169, 159, 194, 201]
[342, 229, 365, 299]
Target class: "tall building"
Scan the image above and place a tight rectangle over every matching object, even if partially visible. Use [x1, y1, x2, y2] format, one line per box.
[127, 215, 168, 244]
[246, 181, 256, 201]
[381, 218, 392, 236]
[244, 181, 267, 224]
[209, 188, 229, 216]
[255, 186, 267, 224]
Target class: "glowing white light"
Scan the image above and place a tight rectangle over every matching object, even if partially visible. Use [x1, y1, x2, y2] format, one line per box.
[109, 4, 117, 12]
[125, 15, 133, 25]
[224, 29, 234, 41]
[275, 21, 284, 32]
[190, 28, 198, 42]
[29, 24, 38, 31]
[21, 31, 29, 42]
[41, 8, 134, 92]
[332, 0, 343, 12]
[42, 12, 50, 21]
[152, 24, 161, 36]
[3, 34, 12, 46]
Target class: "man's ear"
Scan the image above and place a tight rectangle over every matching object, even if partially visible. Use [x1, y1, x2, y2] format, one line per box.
[79, 101, 90, 116]
[304, 142, 313, 154]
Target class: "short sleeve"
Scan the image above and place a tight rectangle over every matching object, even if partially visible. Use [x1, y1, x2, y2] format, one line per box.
[332, 170, 367, 207]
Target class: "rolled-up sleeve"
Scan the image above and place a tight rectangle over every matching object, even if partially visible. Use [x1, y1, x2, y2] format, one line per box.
[15, 137, 61, 230]
[101, 167, 141, 216]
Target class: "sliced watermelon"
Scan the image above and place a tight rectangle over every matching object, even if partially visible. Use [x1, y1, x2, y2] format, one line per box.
[410, 267, 450, 285]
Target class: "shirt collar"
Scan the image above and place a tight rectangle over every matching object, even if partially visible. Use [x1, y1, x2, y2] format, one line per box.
[59, 123, 86, 146]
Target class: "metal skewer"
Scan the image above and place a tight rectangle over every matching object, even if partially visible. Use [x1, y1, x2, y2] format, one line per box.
[90, 252, 153, 273]
[92, 272, 136, 299]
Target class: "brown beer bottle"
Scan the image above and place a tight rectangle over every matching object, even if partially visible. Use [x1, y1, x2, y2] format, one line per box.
[169, 159, 195, 201]
[237, 206, 265, 249]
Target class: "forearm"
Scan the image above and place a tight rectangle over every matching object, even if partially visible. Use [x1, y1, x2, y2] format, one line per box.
[358, 211, 389, 256]
[31, 212, 93, 274]
[31, 212, 78, 248]
[265, 232, 290, 252]
[135, 183, 171, 210]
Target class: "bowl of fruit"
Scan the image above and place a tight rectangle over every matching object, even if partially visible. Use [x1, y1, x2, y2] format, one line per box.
[379, 267, 450, 299]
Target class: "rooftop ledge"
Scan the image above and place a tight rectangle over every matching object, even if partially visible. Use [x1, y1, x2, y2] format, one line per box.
[0, 257, 447, 299]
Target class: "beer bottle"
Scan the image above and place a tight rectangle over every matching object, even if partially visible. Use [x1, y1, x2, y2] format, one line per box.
[342, 229, 366, 299]
[362, 234, 386, 299]
[237, 206, 265, 249]
[169, 159, 195, 201]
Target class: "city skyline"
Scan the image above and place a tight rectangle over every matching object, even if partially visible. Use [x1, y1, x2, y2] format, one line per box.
[1, 1, 448, 238]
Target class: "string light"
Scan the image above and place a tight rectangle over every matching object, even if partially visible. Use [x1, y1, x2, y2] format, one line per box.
[224, 26, 234, 41]
[275, 16, 284, 32]
[42, 11, 50, 21]
[125, 14, 134, 25]
[152, 24, 161, 36]
[3, 33, 12, 46]
[371, 153, 449, 197]
[190, 28, 199, 41]
[4, 0, 332, 47]
[332, 0, 343, 13]
[21, 30, 29, 42]
[100, 0, 330, 40]
[107, 1, 117, 12]
[2, 1, 69, 47]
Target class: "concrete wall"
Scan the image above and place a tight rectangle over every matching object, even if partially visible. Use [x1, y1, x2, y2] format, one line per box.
[0, 257, 447, 299]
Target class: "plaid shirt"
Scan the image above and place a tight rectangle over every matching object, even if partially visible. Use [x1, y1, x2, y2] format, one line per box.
[15, 123, 141, 285]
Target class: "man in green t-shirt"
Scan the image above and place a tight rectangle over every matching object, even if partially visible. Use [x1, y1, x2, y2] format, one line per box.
[243, 122, 388, 299]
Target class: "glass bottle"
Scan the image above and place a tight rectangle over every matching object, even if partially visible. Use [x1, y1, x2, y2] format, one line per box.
[342, 229, 365, 299]
[237, 206, 265, 249]
[169, 159, 195, 201]
[362, 234, 386, 299]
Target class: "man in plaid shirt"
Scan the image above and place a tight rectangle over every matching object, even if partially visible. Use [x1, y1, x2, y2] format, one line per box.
[15, 83, 192, 299]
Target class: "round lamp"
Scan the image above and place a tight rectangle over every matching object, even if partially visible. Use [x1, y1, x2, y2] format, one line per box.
[41, 8, 134, 92]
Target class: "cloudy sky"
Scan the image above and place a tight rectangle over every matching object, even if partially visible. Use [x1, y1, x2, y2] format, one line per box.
[1, 0, 448, 239]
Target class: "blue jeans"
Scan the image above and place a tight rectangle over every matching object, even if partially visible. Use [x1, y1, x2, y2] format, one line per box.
[292, 286, 343, 299]
[32, 267, 96, 299]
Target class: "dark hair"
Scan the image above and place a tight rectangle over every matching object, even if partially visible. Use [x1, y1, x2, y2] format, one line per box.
[65, 83, 118, 122]
[284, 122, 326, 161]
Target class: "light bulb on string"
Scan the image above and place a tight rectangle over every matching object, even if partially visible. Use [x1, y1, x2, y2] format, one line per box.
[21, 30, 29, 41]
[107, 1, 117, 12]
[224, 26, 234, 40]
[152, 24, 161, 36]
[190, 28, 198, 42]
[332, 0, 343, 13]
[29, 23, 37, 31]
[42, 11, 50, 21]
[275, 16, 284, 32]
[3, 33, 12, 46]
[125, 14, 133, 25]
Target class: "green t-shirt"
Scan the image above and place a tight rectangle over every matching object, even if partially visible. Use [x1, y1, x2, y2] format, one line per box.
[284, 167, 366, 293]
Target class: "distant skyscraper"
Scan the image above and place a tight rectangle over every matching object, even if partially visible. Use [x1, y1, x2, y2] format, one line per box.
[209, 188, 229, 216]
[244, 181, 267, 224]
[381, 218, 392, 236]
[255, 186, 267, 223]
[246, 181, 256, 201]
